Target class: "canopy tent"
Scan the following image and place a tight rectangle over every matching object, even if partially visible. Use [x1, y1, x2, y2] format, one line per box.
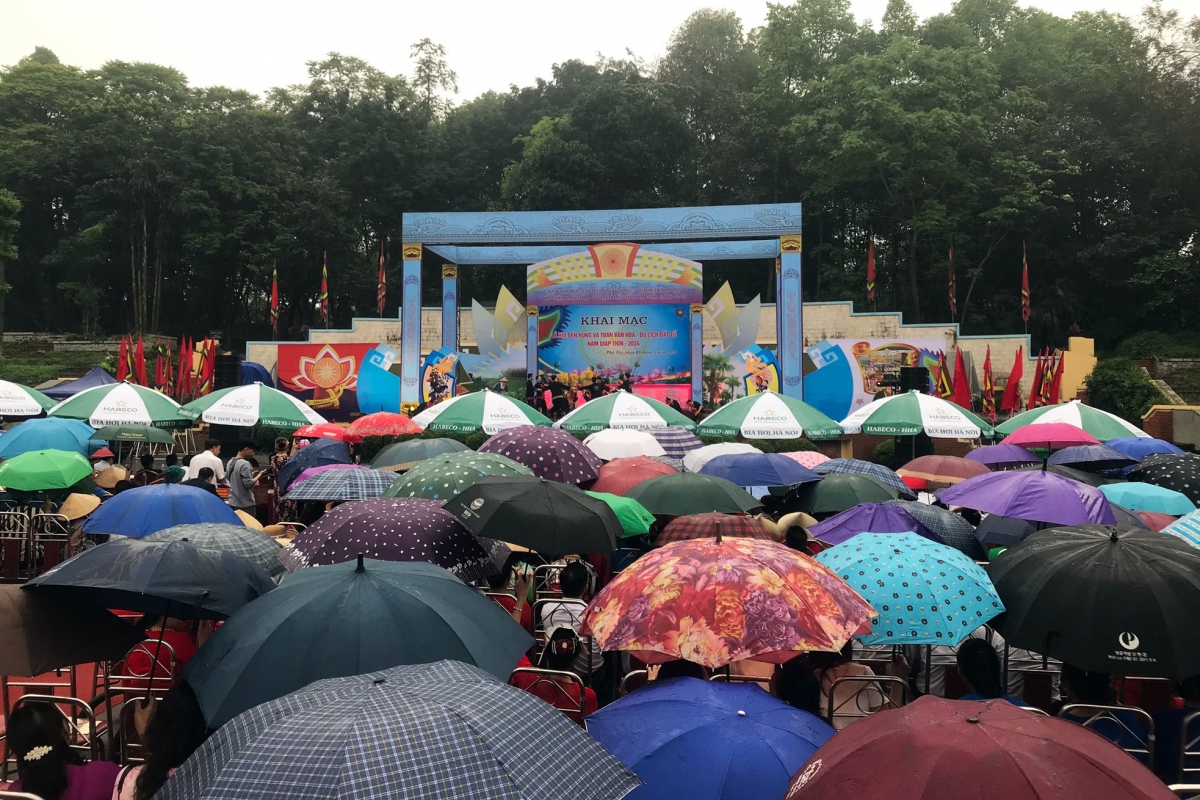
[41, 367, 117, 400]
[240, 361, 274, 386]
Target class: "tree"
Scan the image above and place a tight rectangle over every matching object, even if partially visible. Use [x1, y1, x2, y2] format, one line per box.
[1084, 359, 1165, 424]
[0, 187, 19, 355]
[410, 39, 458, 119]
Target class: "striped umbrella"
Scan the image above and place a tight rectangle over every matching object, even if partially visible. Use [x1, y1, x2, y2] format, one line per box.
[648, 427, 703, 459]
[49, 381, 191, 428]
[0, 379, 56, 417]
[1165, 510, 1200, 549]
[383, 452, 534, 502]
[182, 382, 326, 428]
[345, 412, 422, 438]
[553, 390, 695, 432]
[996, 399, 1150, 442]
[839, 391, 994, 439]
[478, 425, 602, 484]
[698, 392, 843, 440]
[413, 390, 550, 435]
[284, 468, 399, 502]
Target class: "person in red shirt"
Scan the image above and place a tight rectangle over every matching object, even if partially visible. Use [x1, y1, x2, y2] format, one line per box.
[521, 628, 598, 724]
[484, 559, 534, 634]
[123, 616, 198, 691]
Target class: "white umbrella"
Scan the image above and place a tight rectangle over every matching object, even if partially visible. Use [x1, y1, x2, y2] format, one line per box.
[682, 442, 763, 473]
[583, 429, 667, 461]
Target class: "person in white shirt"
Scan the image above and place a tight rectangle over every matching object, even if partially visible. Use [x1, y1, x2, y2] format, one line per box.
[538, 561, 603, 676]
[186, 439, 225, 484]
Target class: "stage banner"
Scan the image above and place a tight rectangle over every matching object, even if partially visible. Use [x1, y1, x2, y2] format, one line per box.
[420, 347, 461, 404]
[739, 344, 781, 395]
[279, 343, 377, 421]
[803, 338, 944, 422]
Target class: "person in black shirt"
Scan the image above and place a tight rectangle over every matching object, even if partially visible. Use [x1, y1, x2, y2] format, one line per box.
[548, 376, 569, 420]
[181, 468, 219, 494]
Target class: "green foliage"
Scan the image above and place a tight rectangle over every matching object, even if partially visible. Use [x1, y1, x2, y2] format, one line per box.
[1084, 358, 1165, 424]
[872, 439, 900, 469]
[1114, 331, 1200, 359]
[770, 437, 817, 453]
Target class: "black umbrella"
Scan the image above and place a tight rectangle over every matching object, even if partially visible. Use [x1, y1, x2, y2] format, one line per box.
[444, 476, 622, 554]
[0, 584, 143, 676]
[1017, 463, 1124, 488]
[371, 437, 469, 472]
[974, 514, 1039, 547]
[1130, 453, 1200, 503]
[277, 438, 352, 491]
[987, 525, 1200, 678]
[780, 473, 897, 517]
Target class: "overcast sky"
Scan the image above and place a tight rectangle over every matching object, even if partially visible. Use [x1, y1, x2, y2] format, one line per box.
[2, 0, 1183, 101]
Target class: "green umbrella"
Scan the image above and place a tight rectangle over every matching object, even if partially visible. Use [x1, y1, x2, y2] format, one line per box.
[48, 381, 191, 428]
[781, 473, 898, 516]
[585, 491, 656, 536]
[839, 390, 994, 439]
[553, 390, 696, 433]
[93, 424, 177, 444]
[697, 391, 843, 440]
[181, 382, 326, 428]
[0, 449, 93, 491]
[625, 473, 762, 516]
[382, 451, 534, 502]
[411, 390, 550, 434]
[0, 379, 56, 417]
[996, 399, 1149, 442]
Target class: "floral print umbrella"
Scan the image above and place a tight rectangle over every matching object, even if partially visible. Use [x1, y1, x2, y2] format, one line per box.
[478, 425, 603, 484]
[382, 452, 534, 502]
[581, 537, 875, 667]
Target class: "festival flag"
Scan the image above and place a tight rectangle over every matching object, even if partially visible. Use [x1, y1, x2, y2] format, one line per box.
[948, 246, 957, 319]
[1040, 350, 1056, 407]
[936, 351, 954, 399]
[999, 346, 1024, 414]
[198, 339, 215, 396]
[1021, 242, 1031, 322]
[981, 347, 995, 422]
[1049, 349, 1066, 404]
[134, 335, 148, 387]
[376, 241, 387, 316]
[1028, 349, 1047, 409]
[179, 337, 193, 401]
[166, 345, 175, 397]
[320, 251, 330, 327]
[951, 348, 972, 409]
[154, 353, 166, 392]
[866, 233, 876, 303]
[116, 336, 130, 382]
[270, 261, 279, 337]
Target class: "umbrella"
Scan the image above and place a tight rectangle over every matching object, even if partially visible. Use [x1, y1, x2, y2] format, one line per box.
[781, 473, 898, 517]
[345, 411, 422, 438]
[648, 427, 703, 459]
[585, 491, 656, 535]
[444, 476, 622, 554]
[383, 451, 534, 502]
[279, 497, 499, 581]
[276, 438, 352, 492]
[997, 399, 1151, 442]
[1099, 482, 1196, 516]
[292, 422, 360, 443]
[1110, 504, 1152, 530]
[809, 503, 944, 547]
[839, 390, 994, 439]
[92, 424, 177, 444]
[1165, 510, 1200, 548]
[655, 512, 773, 545]
[82, 484, 243, 538]
[184, 558, 533, 728]
[0, 584, 144, 676]
[290, 463, 362, 486]
[181, 382, 326, 428]
[698, 453, 821, 489]
[1018, 462, 1125, 487]
[625, 473, 762, 516]
[590, 456, 678, 496]
[1048, 443, 1137, 471]
[897, 455, 990, 485]
[816, 532, 1004, 645]
[553, 389, 695, 432]
[49, 381, 191, 428]
[412, 389, 551, 434]
[1004, 422, 1100, 450]
[145, 522, 284, 578]
[964, 443, 1040, 468]
[478, 425, 603, 483]
[1108, 436, 1183, 475]
[696, 391, 843, 440]
[588, 678, 834, 800]
[883, 500, 987, 560]
[0, 418, 95, 458]
[0, 379, 56, 417]
[26, 538, 274, 620]
[283, 467, 398, 502]
[0, 449, 92, 491]
[782, 450, 831, 469]
[581, 536, 875, 666]
[939, 470, 1117, 526]
[583, 429, 667, 461]
[783, 696, 1177, 800]
[682, 442, 762, 473]
[1136, 511, 1176, 531]
[813, 458, 916, 498]
[1130, 453, 1200, 504]
[974, 514, 1041, 547]
[988, 525, 1200, 678]
[370, 437, 469, 472]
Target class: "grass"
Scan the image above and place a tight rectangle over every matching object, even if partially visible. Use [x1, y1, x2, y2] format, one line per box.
[0, 342, 115, 387]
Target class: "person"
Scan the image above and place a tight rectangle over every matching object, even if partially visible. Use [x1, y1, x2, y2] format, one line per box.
[485, 557, 534, 634]
[131, 454, 160, 487]
[1059, 664, 1150, 759]
[810, 642, 908, 730]
[90, 449, 114, 473]
[655, 660, 710, 682]
[266, 438, 298, 523]
[124, 616, 198, 688]
[618, 373, 632, 393]
[538, 561, 604, 683]
[548, 375, 569, 420]
[6, 701, 121, 800]
[529, 627, 599, 723]
[525, 374, 537, 406]
[773, 659, 823, 716]
[1152, 675, 1200, 783]
[224, 441, 259, 513]
[686, 400, 703, 421]
[161, 453, 185, 484]
[185, 439, 224, 483]
[181, 468, 218, 494]
[492, 376, 509, 393]
[112, 683, 209, 800]
[956, 638, 1025, 705]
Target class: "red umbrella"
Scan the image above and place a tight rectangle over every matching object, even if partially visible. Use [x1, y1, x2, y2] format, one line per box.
[1138, 511, 1177, 532]
[590, 456, 678, 496]
[1004, 422, 1099, 450]
[293, 423, 361, 444]
[898, 455, 990, 485]
[656, 512, 773, 545]
[784, 696, 1174, 800]
[345, 412, 421, 438]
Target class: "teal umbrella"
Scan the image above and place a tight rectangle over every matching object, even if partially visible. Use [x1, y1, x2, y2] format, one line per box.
[586, 491, 656, 535]
[1099, 483, 1196, 516]
[0, 449, 92, 491]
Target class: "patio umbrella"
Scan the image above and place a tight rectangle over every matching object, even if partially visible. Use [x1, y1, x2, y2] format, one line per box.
[185, 558, 533, 727]
[783, 696, 1177, 800]
[478, 425, 603, 483]
[370, 437, 469, 472]
[412, 390, 550, 434]
[553, 389, 695, 432]
[697, 391, 843, 440]
[625, 473, 762, 516]
[655, 512, 773, 545]
[781, 473, 898, 517]
[49, 381, 192, 428]
[283, 467, 398, 502]
[590, 456, 678, 496]
[292, 422, 360, 443]
[1048, 443, 1137, 471]
[181, 382, 326, 428]
[1003, 421, 1099, 450]
[581, 536, 874, 666]
[939, 470, 1117, 526]
[156, 660, 641, 800]
[682, 442, 762, 473]
[897, 455, 990, 486]
[964, 443, 1040, 469]
[345, 411, 422, 439]
[0, 449, 92, 491]
[279, 497, 499, 582]
[809, 503, 943, 547]
[839, 390, 994, 438]
[444, 476, 622, 554]
[648, 427, 703, 459]
[92, 424, 176, 444]
[585, 491, 656, 535]
[883, 500, 987, 560]
[0, 417, 95, 458]
[783, 450, 830, 469]
[383, 451, 534, 502]
[996, 399, 1151, 442]
[588, 678, 834, 800]
[145, 522, 285, 578]
[26, 538, 273, 620]
[816, 532, 1004, 646]
[1164, 509, 1200, 548]
[1099, 482, 1196, 516]
[988, 525, 1200, 678]
[0, 379, 56, 417]
[813, 458, 915, 498]
[0, 584, 144, 676]
[699, 453, 820, 488]
[275, 438, 352, 491]
[82, 484, 243, 537]
[1130, 453, 1200, 504]
[583, 429, 667, 461]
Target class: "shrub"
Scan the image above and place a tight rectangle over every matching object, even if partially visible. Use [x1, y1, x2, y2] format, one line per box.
[1084, 359, 1165, 425]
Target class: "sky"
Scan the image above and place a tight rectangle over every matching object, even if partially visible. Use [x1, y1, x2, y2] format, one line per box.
[1, 0, 1185, 101]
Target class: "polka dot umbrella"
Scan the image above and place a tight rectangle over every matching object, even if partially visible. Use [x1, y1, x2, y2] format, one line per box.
[478, 425, 603, 484]
[1130, 453, 1200, 505]
[278, 497, 501, 582]
[382, 451, 534, 502]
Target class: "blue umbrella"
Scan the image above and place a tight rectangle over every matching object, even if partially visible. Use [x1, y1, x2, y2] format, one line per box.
[1047, 444, 1136, 471]
[276, 438, 352, 491]
[586, 677, 833, 800]
[83, 484, 242, 538]
[1099, 482, 1196, 516]
[810, 502, 944, 546]
[698, 453, 820, 487]
[814, 458, 916, 498]
[1108, 436, 1184, 475]
[0, 418, 95, 458]
[816, 532, 1005, 646]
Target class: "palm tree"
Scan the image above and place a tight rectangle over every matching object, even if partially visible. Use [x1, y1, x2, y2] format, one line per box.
[702, 351, 735, 407]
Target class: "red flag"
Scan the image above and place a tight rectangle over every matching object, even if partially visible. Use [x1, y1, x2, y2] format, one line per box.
[166, 346, 175, 397]
[134, 335, 148, 387]
[1049, 350, 1065, 404]
[117, 336, 130, 382]
[999, 346, 1024, 414]
[935, 351, 954, 399]
[377, 241, 387, 316]
[154, 353, 164, 391]
[320, 251, 330, 327]
[203, 339, 216, 395]
[1021, 242, 1031, 322]
[951, 348, 972, 409]
[1028, 349, 1046, 409]
[178, 337, 193, 400]
[981, 347, 995, 422]
[270, 261, 279, 336]
[948, 246, 957, 319]
[866, 234, 876, 303]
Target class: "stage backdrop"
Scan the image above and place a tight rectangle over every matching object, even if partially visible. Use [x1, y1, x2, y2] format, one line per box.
[278, 343, 377, 421]
[804, 338, 944, 422]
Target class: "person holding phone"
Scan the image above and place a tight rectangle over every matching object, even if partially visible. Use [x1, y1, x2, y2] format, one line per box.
[224, 442, 261, 514]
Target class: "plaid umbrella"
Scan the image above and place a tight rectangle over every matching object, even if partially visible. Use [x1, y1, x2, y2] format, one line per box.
[884, 500, 987, 561]
[781, 451, 830, 469]
[346, 411, 421, 438]
[591, 456, 678, 496]
[814, 459, 916, 499]
[284, 467, 398, 502]
[478, 425, 602, 484]
[649, 427, 703, 460]
[146, 522, 285, 578]
[1047, 444, 1137, 472]
[1130, 453, 1200, 504]
[279, 497, 498, 582]
[656, 512, 773, 545]
[383, 452, 534, 502]
[155, 660, 642, 800]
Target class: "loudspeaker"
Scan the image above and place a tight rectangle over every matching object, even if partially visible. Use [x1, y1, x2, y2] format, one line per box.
[899, 366, 930, 394]
[214, 354, 240, 392]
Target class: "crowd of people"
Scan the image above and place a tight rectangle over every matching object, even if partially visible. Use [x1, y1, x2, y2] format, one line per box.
[523, 372, 703, 422]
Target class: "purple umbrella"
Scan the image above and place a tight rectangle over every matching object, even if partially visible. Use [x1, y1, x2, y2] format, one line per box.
[809, 502, 945, 547]
[649, 427, 704, 460]
[939, 470, 1117, 526]
[964, 444, 1040, 469]
[477, 425, 603, 484]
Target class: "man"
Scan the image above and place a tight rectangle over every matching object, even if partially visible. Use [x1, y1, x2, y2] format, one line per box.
[181, 467, 219, 494]
[132, 453, 161, 486]
[538, 561, 605, 687]
[162, 452, 186, 484]
[186, 439, 225, 484]
[548, 375, 569, 420]
[225, 441, 259, 513]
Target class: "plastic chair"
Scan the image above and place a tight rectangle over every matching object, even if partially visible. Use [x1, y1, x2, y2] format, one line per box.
[1178, 711, 1200, 785]
[2, 693, 99, 778]
[512, 667, 588, 725]
[618, 670, 648, 697]
[29, 513, 74, 577]
[1059, 703, 1155, 766]
[826, 675, 910, 729]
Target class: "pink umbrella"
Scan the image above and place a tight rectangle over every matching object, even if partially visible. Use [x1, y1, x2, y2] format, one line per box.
[291, 463, 365, 487]
[293, 423, 361, 443]
[782, 451, 830, 469]
[1004, 422, 1098, 450]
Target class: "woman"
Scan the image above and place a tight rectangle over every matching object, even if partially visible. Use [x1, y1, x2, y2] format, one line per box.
[809, 643, 907, 729]
[112, 683, 209, 800]
[266, 437, 299, 523]
[7, 701, 120, 800]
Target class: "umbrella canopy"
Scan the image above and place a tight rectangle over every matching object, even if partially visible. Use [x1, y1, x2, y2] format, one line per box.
[816, 532, 1004, 646]
[0, 417, 95, 458]
[655, 512, 773, 545]
[49, 381, 191, 428]
[0, 449, 92, 491]
[1110, 504, 1153, 530]
[40, 367, 116, 400]
[283, 467, 398, 502]
[585, 491, 656, 535]
[697, 391, 844, 440]
[1164, 510, 1200, 548]
[1048, 443, 1137, 471]
[682, 442, 762, 473]
[964, 443, 1040, 468]
[553, 389, 695, 432]
[156, 660, 641, 800]
[383, 451, 534, 502]
[940, 469, 1117, 526]
[1099, 482, 1196, 516]
[370, 437, 469, 472]
[1017, 462, 1125, 488]
[279, 497, 499, 582]
[0, 379, 56, 417]
[583, 429, 667, 461]
[783, 450, 831, 469]
[809, 503, 944, 547]
[897, 455, 990, 485]
[182, 382, 326, 428]
[781, 474, 898, 517]
[648, 427, 704, 459]
[276, 438, 353, 491]
[0, 584, 144, 676]
[26, 538, 274, 620]
[590, 456, 678, 496]
[1130, 453, 1200, 504]
[291, 463, 361, 485]
[625, 473, 762, 516]
[92, 424, 176, 444]
[412, 389, 550, 434]
[974, 514, 1042, 547]
[588, 677, 834, 800]
[185, 559, 533, 728]
[83, 484, 243, 538]
[145, 523, 284, 578]
[988, 525, 1200, 678]
[1137, 511, 1177, 531]
[1108, 436, 1183, 476]
[345, 411, 422, 438]
[582, 536, 875, 666]
[445, 476, 622, 554]
[783, 696, 1176, 800]
[839, 390, 994, 438]
[698, 453, 821, 489]
[478, 425, 603, 483]
[997, 399, 1151, 442]
[292, 422, 360, 443]
[1003, 422, 1100, 450]
[813, 458, 915, 498]
[883, 500, 987, 560]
